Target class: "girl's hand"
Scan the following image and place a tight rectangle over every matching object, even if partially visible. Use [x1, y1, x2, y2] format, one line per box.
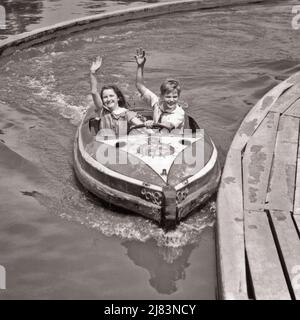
[90, 56, 102, 74]
[135, 48, 146, 66]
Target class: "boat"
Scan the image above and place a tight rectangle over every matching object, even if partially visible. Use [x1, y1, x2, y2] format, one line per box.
[73, 106, 221, 229]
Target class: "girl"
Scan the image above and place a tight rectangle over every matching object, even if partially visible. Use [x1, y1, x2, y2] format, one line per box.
[90, 56, 145, 136]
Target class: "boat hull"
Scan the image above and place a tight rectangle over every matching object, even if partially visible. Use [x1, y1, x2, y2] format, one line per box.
[73, 107, 221, 228]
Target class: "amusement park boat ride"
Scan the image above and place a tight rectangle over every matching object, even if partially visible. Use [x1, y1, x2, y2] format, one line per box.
[73, 107, 221, 229]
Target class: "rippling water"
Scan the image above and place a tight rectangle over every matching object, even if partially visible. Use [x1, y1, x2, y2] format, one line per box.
[1, 0, 300, 299]
[0, 0, 178, 40]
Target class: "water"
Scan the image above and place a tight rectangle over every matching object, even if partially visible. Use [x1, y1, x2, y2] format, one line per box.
[1, 0, 300, 299]
[0, 0, 180, 40]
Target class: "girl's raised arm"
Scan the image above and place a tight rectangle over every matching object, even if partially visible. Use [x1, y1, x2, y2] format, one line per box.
[90, 56, 103, 114]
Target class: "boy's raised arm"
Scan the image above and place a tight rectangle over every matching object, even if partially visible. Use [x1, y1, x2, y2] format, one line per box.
[135, 48, 159, 110]
[135, 48, 148, 96]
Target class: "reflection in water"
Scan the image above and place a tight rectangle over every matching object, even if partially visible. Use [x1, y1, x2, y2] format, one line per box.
[0, 0, 163, 39]
[0, 0, 43, 36]
[122, 238, 197, 294]
[79, 0, 159, 14]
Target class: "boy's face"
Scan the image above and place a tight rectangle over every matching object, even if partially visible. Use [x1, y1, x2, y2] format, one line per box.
[161, 89, 179, 112]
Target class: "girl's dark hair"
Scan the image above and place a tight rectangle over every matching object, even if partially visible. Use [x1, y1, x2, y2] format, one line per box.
[100, 85, 129, 108]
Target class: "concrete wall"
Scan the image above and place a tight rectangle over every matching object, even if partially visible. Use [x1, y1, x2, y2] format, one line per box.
[0, 0, 265, 57]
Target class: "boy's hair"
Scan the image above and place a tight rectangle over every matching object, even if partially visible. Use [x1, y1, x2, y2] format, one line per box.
[160, 79, 181, 96]
[100, 84, 129, 108]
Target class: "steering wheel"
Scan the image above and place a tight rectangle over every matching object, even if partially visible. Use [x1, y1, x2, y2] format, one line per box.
[128, 123, 172, 134]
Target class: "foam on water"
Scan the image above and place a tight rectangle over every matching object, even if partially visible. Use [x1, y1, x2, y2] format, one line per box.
[54, 186, 216, 262]
[23, 70, 89, 125]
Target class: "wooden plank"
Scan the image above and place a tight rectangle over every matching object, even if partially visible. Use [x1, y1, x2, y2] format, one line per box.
[266, 115, 299, 212]
[269, 210, 300, 299]
[294, 215, 300, 234]
[243, 112, 280, 211]
[293, 138, 300, 215]
[230, 80, 293, 151]
[271, 83, 300, 114]
[284, 98, 300, 118]
[216, 149, 248, 299]
[245, 210, 291, 299]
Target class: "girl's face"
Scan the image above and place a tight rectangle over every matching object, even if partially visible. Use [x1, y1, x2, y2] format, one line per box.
[161, 89, 179, 111]
[102, 89, 119, 111]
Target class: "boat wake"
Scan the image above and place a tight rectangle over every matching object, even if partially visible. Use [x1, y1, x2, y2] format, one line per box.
[54, 186, 216, 262]
[23, 72, 90, 126]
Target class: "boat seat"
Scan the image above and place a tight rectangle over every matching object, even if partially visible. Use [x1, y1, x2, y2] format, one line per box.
[89, 117, 101, 135]
[183, 113, 198, 132]
[88, 112, 197, 135]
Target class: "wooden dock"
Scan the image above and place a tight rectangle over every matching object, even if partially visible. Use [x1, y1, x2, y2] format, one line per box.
[216, 71, 300, 300]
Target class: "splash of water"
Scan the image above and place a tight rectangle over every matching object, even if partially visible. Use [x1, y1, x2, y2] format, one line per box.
[24, 71, 89, 125]
[53, 185, 216, 262]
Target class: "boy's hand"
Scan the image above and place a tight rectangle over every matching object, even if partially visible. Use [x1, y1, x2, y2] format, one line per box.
[144, 120, 154, 128]
[135, 48, 146, 66]
[90, 56, 102, 74]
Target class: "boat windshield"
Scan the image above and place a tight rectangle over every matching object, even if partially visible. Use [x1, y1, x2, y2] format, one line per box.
[95, 127, 186, 141]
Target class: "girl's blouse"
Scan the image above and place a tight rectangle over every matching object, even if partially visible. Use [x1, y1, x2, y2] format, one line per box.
[99, 108, 138, 136]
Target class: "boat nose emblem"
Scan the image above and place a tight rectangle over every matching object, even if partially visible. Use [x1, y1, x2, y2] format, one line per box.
[161, 169, 167, 176]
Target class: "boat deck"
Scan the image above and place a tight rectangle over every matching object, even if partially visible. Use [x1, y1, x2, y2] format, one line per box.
[217, 71, 300, 300]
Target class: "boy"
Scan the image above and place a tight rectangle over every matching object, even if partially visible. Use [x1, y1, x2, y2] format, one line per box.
[135, 48, 185, 131]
